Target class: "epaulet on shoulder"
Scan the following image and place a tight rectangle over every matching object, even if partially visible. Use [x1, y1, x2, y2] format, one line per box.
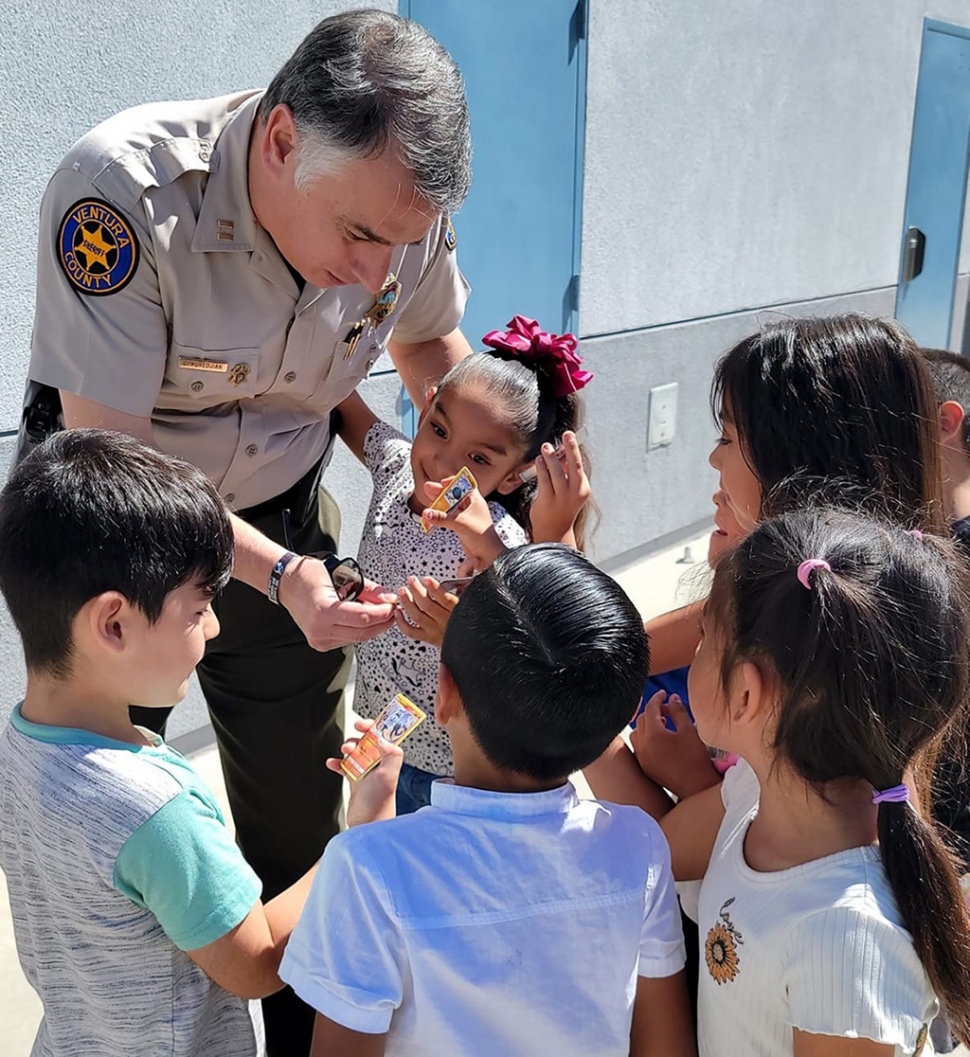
[57, 92, 257, 214]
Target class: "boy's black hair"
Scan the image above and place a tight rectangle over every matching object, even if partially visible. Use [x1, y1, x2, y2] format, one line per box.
[440, 543, 648, 781]
[0, 429, 234, 677]
[921, 347, 970, 453]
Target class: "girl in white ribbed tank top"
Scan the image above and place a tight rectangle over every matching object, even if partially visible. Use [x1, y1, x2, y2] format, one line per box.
[641, 507, 970, 1057]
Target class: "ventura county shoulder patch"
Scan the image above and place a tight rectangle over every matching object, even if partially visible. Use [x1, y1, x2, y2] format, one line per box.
[57, 199, 139, 295]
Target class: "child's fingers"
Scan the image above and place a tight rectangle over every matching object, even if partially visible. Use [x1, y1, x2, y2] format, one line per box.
[665, 694, 691, 732]
[543, 441, 568, 488]
[395, 607, 434, 641]
[404, 576, 443, 617]
[422, 475, 456, 499]
[396, 588, 430, 628]
[352, 718, 376, 735]
[422, 577, 459, 606]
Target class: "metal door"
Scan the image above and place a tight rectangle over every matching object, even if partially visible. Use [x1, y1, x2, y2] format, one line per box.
[895, 18, 970, 349]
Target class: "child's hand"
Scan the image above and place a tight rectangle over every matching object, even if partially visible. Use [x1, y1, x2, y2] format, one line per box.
[631, 691, 721, 799]
[528, 431, 591, 545]
[395, 575, 459, 647]
[421, 479, 506, 566]
[326, 719, 404, 827]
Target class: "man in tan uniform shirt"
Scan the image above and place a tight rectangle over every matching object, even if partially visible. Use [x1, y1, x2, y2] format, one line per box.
[22, 11, 471, 1053]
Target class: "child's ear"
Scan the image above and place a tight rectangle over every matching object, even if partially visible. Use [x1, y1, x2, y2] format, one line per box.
[496, 463, 531, 494]
[435, 663, 464, 726]
[940, 400, 966, 443]
[416, 386, 438, 429]
[82, 591, 133, 655]
[730, 660, 767, 727]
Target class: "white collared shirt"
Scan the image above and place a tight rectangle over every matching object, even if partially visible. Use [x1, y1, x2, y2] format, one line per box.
[281, 780, 685, 1055]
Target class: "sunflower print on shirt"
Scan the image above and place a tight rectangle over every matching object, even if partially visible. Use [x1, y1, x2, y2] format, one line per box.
[705, 897, 744, 984]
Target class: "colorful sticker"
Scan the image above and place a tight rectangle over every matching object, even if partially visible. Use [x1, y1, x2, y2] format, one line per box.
[57, 199, 139, 295]
[340, 693, 426, 781]
[420, 466, 477, 533]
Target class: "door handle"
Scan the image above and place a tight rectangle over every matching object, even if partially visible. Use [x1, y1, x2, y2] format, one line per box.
[902, 226, 926, 283]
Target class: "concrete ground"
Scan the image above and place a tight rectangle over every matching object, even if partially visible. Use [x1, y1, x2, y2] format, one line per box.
[2, 529, 966, 1054]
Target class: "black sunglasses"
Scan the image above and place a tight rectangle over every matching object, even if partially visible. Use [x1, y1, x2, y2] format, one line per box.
[281, 508, 364, 602]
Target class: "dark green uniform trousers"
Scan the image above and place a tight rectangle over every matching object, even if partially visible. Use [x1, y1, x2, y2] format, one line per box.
[133, 477, 347, 1057]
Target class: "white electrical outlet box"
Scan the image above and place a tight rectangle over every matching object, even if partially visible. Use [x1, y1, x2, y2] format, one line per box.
[648, 382, 678, 449]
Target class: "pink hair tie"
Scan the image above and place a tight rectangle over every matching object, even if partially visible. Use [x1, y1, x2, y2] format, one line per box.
[872, 784, 910, 805]
[907, 529, 924, 540]
[796, 558, 831, 590]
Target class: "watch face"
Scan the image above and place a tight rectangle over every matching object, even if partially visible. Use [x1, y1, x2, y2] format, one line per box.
[317, 552, 364, 602]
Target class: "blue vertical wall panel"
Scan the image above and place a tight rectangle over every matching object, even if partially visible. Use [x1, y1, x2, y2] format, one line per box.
[895, 19, 970, 348]
[403, 0, 588, 348]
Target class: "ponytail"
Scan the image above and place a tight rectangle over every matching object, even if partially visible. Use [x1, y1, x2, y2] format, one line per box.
[708, 509, 970, 1041]
[879, 801, 970, 1042]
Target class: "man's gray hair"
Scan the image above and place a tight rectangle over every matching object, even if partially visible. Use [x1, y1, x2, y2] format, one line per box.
[261, 9, 471, 216]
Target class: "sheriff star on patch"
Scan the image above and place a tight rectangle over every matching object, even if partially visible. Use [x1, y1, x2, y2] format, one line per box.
[57, 198, 139, 295]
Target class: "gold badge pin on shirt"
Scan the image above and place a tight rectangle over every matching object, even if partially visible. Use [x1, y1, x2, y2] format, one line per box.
[342, 273, 402, 360]
[366, 273, 402, 326]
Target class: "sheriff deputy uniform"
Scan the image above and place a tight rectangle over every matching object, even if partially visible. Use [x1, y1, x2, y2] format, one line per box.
[23, 88, 468, 1048]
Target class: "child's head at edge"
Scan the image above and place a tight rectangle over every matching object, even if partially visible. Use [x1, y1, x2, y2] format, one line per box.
[437, 543, 648, 786]
[921, 347, 970, 522]
[693, 506, 970, 1040]
[710, 313, 943, 535]
[412, 317, 592, 545]
[0, 429, 233, 707]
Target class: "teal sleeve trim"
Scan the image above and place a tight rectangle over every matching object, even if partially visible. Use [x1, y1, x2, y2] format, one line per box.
[114, 789, 262, 951]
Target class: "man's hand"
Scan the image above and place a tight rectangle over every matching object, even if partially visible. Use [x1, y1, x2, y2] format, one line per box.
[395, 575, 460, 647]
[529, 431, 591, 545]
[326, 719, 404, 827]
[631, 691, 721, 799]
[279, 555, 397, 651]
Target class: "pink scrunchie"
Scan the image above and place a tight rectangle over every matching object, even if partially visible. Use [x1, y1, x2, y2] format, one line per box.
[482, 315, 593, 398]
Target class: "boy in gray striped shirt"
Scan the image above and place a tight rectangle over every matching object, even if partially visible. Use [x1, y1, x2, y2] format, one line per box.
[0, 431, 320, 1057]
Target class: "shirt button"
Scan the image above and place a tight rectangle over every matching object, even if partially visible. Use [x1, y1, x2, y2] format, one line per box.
[284, 371, 297, 383]
[246, 444, 259, 456]
[190, 380, 204, 393]
[225, 493, 236, 505]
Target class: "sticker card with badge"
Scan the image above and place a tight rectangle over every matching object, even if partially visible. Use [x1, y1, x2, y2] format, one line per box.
[339, 693, 426, 780]
[420, 466, 477, 533]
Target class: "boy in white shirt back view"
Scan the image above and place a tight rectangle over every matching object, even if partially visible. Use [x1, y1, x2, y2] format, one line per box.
[281, 543, 694, 1057]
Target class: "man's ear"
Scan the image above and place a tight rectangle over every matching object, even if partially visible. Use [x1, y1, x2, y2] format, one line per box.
[81, 592, 132, 656]
[940, 400, 966, 444]
[260, 104, 299, 172]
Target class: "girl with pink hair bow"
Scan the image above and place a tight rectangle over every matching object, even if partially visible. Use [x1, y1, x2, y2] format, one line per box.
[333, 316, 594, 813]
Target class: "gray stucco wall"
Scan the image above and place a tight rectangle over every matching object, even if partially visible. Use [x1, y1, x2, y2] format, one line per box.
[0, 0, 395, 433]
[581, 0, 970, 338]
[3, 1, 970, 739]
